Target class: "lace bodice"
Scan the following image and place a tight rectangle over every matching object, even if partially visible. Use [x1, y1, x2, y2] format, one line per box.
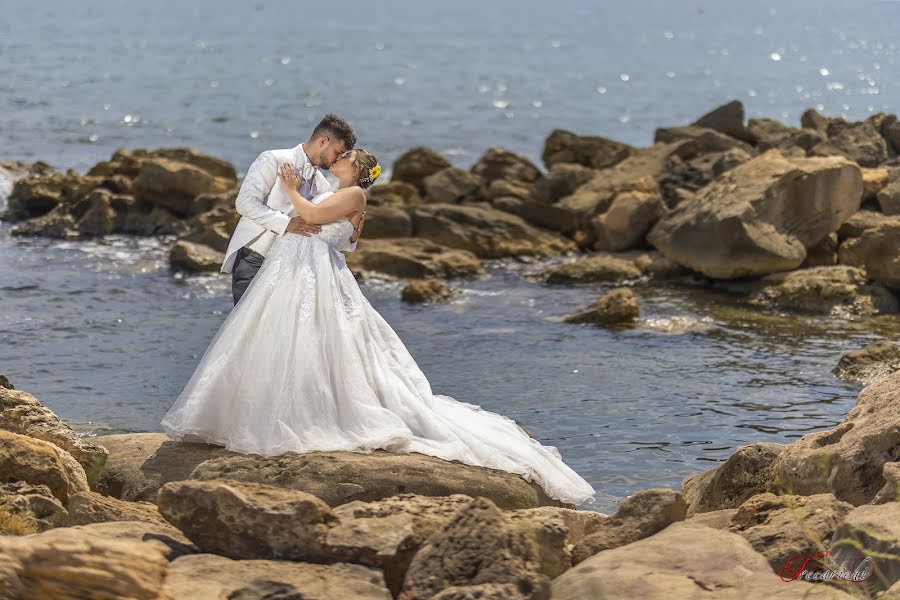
[294, 190, 357, 252]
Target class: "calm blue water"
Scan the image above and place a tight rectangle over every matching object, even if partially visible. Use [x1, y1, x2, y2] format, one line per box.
[2, 0, 900, 513]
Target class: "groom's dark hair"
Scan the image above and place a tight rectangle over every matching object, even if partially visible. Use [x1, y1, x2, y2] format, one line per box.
[310, 114, 356, 149]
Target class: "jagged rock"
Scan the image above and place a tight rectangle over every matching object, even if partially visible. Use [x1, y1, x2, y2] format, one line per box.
[833, 340, 900, 385]
[728, 492, 854, 573]
[648, 150, 863, 279]
[0, 430, 89, 504]
[770, 370, 900, 505]
[540, 253, 642, 284]
[749, 266, 898, 316]
[681, 442, 786, 516]
[691, 100, 748, 139]
[551, 521, 856, 600]
[0, 386, 107, 484]
[541, 130, 633, 170]
[401, 279, 457, 303]
[571, 489, 686, 565]
[563, 288, 639, 327]
[162, 554, 392, 600]
[839, 220, 900, 289]
[811, 121, 891, 167]
[168, 239, 224, 272]
[346, 238, 483, 279]
[745, 117, 826, 152]
[410, 204, 575, 258]
[400, 497, 550, 600]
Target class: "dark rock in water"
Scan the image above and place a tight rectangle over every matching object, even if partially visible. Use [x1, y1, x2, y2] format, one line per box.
[401, 279, 456, 304]
[541, 253, 642, 285]
[541, 129, 634, 170]
[390, 147, 452, 195]
[563, 288, 639, 327]
[0, 375, 13, 390]
[749, 266, 898, 316]
[833, 340, 900, 385]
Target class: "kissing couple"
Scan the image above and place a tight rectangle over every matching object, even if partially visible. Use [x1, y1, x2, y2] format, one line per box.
[160, 114, 597, 506]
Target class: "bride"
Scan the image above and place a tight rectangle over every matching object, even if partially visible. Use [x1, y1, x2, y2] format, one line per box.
[160, 148, 597, 506]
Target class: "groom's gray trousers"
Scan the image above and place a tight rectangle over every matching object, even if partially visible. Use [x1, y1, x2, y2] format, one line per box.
[231, 246, 266, 305]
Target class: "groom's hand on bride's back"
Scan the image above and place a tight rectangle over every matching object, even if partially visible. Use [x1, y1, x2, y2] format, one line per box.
[286, 216, 322, 236]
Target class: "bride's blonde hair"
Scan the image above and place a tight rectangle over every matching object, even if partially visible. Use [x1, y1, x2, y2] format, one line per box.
[353, 149, 380, 189]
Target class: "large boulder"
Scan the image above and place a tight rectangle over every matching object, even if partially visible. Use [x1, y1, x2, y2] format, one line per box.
[541, 129, 634, 170]
[728, 492, 854, 573]
[648, 150, 863, 279]
[133, 157, 236, 217]
[749, 266, 898, 316]
[551, 521, 856, 600]
[93, 433, 567, 510]
[0, 387, 107, 484]
[839, 220, 900, 289]
[770, 370, 900, 505]
[410, 204, 575, 258]
[162, 554, 392, 600]
[346, 238, 483, 279]
[62, 490, 168, 527]
[681, 442, 786, 516]
[362, 205, 414, 238]
[400, 497, 550, 600]
[588, 184, 668, 251]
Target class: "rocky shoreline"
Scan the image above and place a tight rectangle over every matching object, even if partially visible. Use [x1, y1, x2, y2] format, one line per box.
[4, 100, 900, 319]
[0, 362, 898, 598]
[2, 101, 900, 597]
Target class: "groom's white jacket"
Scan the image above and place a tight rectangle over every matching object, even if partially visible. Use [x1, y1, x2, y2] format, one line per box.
[221, 142, 332, 274]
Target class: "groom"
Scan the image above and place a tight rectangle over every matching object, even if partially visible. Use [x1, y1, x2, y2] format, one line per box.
[222, 114, 357, 305]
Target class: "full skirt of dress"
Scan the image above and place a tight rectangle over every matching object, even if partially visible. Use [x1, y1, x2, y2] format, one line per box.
[160, 230, 597, 506]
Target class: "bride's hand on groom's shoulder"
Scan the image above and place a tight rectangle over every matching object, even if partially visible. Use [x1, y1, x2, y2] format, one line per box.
[277, 162, 301, 189]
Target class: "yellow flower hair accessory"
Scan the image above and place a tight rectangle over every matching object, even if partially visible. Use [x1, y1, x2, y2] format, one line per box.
[369, 164, 381, 181]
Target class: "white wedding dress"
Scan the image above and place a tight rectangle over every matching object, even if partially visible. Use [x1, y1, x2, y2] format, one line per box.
[160, 191, 597, 506]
